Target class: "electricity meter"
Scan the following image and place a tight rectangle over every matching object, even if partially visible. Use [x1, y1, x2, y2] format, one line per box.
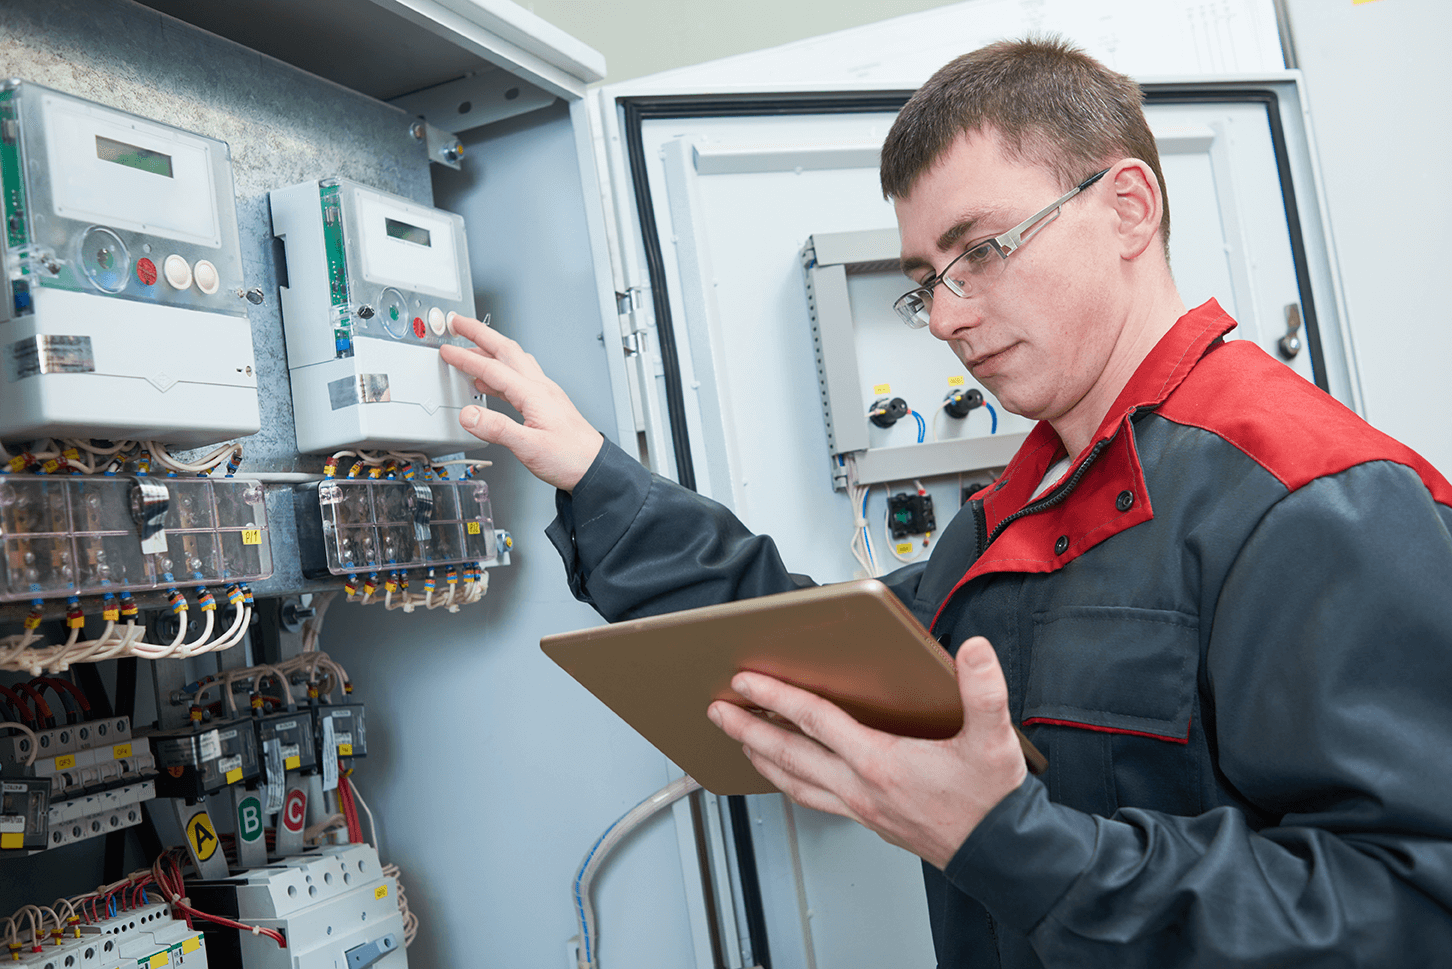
[270, 177, 483, 454]
[0, 80, 260, 444]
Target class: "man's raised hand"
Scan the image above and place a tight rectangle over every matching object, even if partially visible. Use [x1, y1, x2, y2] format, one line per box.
[439, 312, 604, 492]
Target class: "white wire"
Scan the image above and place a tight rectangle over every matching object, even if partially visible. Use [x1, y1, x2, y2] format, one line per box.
[574, 776, 701, 969]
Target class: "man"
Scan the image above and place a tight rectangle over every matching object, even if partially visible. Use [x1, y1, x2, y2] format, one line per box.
[441, 37, 1452, 968]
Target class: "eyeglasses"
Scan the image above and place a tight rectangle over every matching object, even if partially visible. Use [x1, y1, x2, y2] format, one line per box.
[893, 168, 1110, 328]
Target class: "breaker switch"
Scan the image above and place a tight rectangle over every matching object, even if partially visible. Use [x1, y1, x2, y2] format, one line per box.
[345, 933, 400, 969]
[887, 492, 936, 539]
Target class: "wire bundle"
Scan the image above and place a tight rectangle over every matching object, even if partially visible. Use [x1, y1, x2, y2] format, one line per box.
[186, 649, 351, 720]
[0, 585, 253, 674]
[2, 851, 286, 956]
[2, 439, 243, 477]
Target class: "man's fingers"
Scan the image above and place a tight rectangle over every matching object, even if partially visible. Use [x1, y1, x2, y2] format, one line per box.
[955, 637, 1026, 778]
[458, 403, 528, 450]
[709, 700, 860, 817]
[732, 672, 871, 757]
[446, 313, 547, 380]
[440, 346, 536, 411]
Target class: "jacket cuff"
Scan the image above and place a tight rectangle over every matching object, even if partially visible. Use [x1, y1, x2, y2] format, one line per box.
[943, 774, 1097, 934]
[545, 438, 653, 601]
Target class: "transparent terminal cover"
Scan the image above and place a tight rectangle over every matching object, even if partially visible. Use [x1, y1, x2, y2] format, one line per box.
[1, 778, 51, 850]
[0, 475, 271, 601]
[311, 478, 494, 575]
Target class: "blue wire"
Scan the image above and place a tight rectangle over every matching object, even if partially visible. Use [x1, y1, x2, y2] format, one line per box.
[984, 402, 998, 434]
[912, 410, 926, 443]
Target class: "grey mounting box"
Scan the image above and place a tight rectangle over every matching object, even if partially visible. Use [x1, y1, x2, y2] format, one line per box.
[801, 230, 1027, 491]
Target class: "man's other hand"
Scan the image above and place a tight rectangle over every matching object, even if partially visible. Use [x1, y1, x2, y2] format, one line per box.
[707, 636, 1028, 869]
[440, 312, 604, 492]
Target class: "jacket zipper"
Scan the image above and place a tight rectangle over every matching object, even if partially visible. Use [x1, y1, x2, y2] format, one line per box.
[972, 498, 989, 559]
[983, 434, 1114, 549]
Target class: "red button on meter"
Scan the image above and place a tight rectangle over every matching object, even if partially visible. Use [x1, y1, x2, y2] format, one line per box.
[412, 316, 426, 338]
[136, 257, 157, 287]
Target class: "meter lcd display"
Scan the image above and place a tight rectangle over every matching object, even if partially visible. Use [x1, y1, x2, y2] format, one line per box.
[95, 135, 173, 178]
[385, 217, 431, 247]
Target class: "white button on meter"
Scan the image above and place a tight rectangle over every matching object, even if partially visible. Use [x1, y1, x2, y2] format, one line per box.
[163, 254, 193, 291]
[427, 307, 446, 336]
[193, 259, 220, 295]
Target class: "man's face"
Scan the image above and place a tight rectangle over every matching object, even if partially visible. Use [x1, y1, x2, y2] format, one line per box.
[894, 129, 1123, 427]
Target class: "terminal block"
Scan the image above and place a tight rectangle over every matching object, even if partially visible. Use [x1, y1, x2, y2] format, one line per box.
[0, 474, 272, 602]
[188, 844, 404, 969]
[1, 715, 158, 852]
[294, 478, 494, 578]
[146, 719, 260, 800]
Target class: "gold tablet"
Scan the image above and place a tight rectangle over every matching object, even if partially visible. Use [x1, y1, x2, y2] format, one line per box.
[541, 579, 1044, 795]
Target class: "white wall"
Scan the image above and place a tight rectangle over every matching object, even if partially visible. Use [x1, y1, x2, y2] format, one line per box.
[523, 0, 961, 82]
[1282, 0, 1452, 475]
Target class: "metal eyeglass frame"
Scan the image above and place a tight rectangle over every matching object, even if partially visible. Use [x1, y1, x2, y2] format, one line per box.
[893, 167, 1111, 328]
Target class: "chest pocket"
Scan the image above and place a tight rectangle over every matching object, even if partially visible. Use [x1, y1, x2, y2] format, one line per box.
[1024, 606, 1199, 743]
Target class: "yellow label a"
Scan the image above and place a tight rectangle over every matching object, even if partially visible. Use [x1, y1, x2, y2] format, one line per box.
[225, 767, 243, 785]
[148, 950, 170, 968]
[182, 937, 201, 955]
[948, 375, 966, 386]
[113, 743, 133, 760]
[374, 885, 389, 900]
[872, 383, 891, 396]
[241, 529, 262, 546]
[1, 832, 23, 849]
[285, 755, 301, 771]
[895, 542, 914, 555]
[55, 754, 76, 771]
[338, 743, 354, 757]
[186, 810, 219, 862]
[467, 521, 482, 535]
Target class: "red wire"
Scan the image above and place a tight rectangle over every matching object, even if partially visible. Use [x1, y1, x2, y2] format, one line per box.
[338, 775, 361, 844]
[43, 677, 92, 714]
[14, 683, 53, 724]
[0, 683, 35, 724]
[152, 848, 287, 948]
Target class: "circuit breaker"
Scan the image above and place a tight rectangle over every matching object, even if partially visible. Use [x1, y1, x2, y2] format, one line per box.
[270, 178, 483, 455]
[189, 844, 405, 969]
[0, 80, 260, 444]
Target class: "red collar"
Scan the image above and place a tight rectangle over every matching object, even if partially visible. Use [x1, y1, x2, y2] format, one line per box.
[986, 299, 1236, 513]
[929, 300, 1237, 634]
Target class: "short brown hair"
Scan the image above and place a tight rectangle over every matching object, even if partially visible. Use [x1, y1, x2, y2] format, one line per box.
[880, 36, 1170, 250]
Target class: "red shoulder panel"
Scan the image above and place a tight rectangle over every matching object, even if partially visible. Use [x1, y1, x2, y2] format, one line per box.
[1156, 340, 1452, 506]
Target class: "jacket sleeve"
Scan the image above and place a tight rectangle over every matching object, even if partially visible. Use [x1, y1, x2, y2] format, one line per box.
[546, 439, 928, 622]
[944, 459, 1452, 967]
